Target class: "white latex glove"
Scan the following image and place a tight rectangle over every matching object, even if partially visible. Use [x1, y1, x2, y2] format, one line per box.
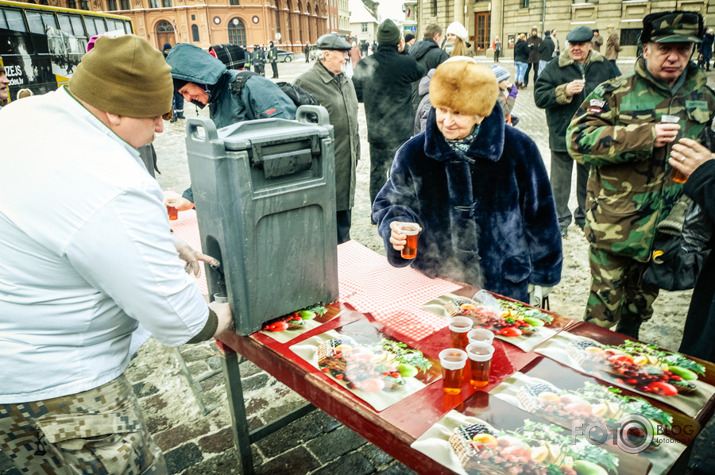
[527, 284, 553, 307]
[173, 235, 220, 276]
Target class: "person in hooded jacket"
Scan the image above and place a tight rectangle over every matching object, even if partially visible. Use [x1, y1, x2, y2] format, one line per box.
[409, 23, 449, 114]
[373, 58, 562, 303]
[352, 19, 423, 211]
[165, 43, 296, 209]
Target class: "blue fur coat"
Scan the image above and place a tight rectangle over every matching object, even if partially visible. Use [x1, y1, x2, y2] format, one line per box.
[373, 104, 562, 302]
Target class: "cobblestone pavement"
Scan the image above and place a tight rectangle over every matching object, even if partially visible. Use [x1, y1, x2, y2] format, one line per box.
[3, 56, 715, 475]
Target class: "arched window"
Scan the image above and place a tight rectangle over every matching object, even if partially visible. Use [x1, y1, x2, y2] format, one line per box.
[162, 0, 172, 7]
[228, 18, 246, 46]
[191, 24, 199, 42]
[274, 0, 281, 39]
[157, 20, 173, 33]
[306, 3, 312, 43]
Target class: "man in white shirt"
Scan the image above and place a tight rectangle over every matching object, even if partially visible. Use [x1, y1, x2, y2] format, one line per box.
[0, 35, 232, 473]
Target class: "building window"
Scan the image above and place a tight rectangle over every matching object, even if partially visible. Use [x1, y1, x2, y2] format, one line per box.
[150, 0, 158, 7]
[107, 0, 117, 9]
[361, 22, 367, 32]
[67, 0, 76, 8]
[191, 14, 195, 20]
[620, 28, 640, 46]
[162, 0, 172, 7]
[191, 24, 199, 42]
[120, 0, 130, 9]
[274, 0, 281, 37]
[230, 0, 239, 5]
[521, 0, 529, 7]
[157, 20, 173, 33]
[228, 18, 246, 45]
[433, 0, 437, 16]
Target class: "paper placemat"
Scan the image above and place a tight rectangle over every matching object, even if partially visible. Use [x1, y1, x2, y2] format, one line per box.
[490, 372, 687, 475]
[535, 332, 715, 418]
[422, 293, 557, 352]
[410, 410, 482, 475]
[290, 329, 432, 412]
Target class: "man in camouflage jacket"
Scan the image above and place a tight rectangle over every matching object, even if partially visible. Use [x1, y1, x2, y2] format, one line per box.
[567, 11, 715, 338]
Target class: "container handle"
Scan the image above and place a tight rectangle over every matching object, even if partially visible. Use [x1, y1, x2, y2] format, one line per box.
[186, 117, 219, 143]
[296, 105, 329, 126]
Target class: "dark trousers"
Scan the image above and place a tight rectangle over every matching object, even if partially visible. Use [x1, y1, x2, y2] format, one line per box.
[336, 209, 351, 244]
[368, 141, 401, 208]
[254, 63, 264, 75]
[271, 61, 279, 78]
[550, 149, 588, 232]
[524, 62, 539, 86]
[494, 51, 500, 62]
[172, 91, 184, 117]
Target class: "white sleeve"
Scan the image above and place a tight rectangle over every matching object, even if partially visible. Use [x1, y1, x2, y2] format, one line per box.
[65, 186, 209, 347]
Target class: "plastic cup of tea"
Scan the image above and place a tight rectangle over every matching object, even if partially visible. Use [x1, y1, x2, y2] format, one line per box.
[398, 223, 420, 259]
[213, 293, 229, 304]
[439, 348, 467, 395]
[466, 343, 495, 388]
[166, 204, 178, 220]
[661, 114, 680, 124]
[467, 328, 495, 347]
[449, 316, 473, 350]
[661, 115, 686, 183]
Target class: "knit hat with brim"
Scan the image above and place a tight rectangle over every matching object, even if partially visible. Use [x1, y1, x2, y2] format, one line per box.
[377, 19, 401, 46]
[430, 59, 497, 117]
[69, 35, 173, 118]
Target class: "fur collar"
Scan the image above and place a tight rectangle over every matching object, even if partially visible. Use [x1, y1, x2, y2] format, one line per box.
[557, 49, 606, 68]
[423, 102, 505, 163]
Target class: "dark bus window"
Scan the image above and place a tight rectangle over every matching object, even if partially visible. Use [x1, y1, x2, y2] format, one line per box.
[0, 9, 8, 30]
[5, 9, 27, 32]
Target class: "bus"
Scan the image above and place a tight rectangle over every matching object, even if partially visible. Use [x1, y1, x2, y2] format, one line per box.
[0, 0, 133, 102]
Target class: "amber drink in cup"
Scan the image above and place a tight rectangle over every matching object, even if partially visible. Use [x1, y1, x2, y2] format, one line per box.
[439, 348, 467, 395]
[399, 223, 420, 259]
[662, 115, 686, 183]
[466, 343, 494, 388]
[467, 328, 495, 347]
[449, 316, 472, 350]
[167, 205, 178, 220]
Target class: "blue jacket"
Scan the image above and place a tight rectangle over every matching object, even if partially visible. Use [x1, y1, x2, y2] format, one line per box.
[372, 104, 562, 302]
[166, 43, 295, 129]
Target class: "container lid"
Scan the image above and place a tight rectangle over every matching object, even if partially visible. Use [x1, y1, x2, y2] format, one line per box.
[219, 118, 331, 151]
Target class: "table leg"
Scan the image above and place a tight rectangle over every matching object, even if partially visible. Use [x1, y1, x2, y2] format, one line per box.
[222, 350, 255, 474]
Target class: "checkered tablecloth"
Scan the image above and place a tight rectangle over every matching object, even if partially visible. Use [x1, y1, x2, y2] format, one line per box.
[170, 214, 460, 341]
[337, 240, 461, 341]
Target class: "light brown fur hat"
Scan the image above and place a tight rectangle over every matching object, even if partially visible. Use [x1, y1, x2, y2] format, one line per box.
[429, 58, 498, 118]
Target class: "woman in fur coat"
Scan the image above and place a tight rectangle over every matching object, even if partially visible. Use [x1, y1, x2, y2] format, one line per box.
[373, 58, 562, 303]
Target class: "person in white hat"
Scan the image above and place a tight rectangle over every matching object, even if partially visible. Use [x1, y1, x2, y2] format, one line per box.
[444, 21, 471, 57]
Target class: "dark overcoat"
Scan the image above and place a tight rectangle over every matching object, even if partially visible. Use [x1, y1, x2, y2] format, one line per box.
[295, 61, 360, 211]
[372, 104, 563, 303]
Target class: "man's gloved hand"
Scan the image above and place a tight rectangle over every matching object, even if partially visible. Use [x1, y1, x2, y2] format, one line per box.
[527, 284, 553, 308]
[508, 84, 518, 99]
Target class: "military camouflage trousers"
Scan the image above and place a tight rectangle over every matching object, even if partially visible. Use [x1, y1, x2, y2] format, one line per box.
[0, 375, 167, 475]
[585, 246, 660, 330]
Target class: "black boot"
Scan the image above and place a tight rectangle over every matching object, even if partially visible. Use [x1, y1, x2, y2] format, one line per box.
[615, 316, 643, 340]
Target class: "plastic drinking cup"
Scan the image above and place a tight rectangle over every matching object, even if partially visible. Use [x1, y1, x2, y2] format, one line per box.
[213, 293, 229, 304]
[662, 115, 687, 183]
[439, 348, 467, 395]
[398, 223, 420, 259]
[449, 316, 473, 350]
[167, 204, 178, 220]
[466, 343, 495, 388]
[467, 328, 495, 347]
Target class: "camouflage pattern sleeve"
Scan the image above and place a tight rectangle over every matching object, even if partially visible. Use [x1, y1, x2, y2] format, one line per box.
[567, 79, 656, 167]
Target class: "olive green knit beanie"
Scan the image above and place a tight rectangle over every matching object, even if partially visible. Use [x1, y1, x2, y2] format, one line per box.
[69, 35, 173, 118]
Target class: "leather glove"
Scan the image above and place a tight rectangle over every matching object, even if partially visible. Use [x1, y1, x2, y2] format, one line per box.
[508, 84, 518, 99]
[528, 284, 553, 308]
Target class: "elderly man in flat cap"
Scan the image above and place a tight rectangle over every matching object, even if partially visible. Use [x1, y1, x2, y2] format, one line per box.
[535, 25, 619, 239]
[567, 11, 715, 339]
[295, 33, 360, 244]
[0, 35, 232, 473]
[352, 19, 423, 218]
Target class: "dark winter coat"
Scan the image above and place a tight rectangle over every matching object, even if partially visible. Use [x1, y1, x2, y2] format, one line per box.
[700, 33, 714, 60]
[295, 61, 360, 211]
[409, 38, 448, 112]
[679, 159, 715, 361]
[534, 49, 619, 152]
[372, 104, 562, 303]
[538, 36, 555, 61]
[514, 39, 530, 62]
[353, 44, 423, 145]
[527, 34, 541, 63]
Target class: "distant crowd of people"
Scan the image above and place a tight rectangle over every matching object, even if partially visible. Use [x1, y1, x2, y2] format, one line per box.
[1, 9, 715, 474]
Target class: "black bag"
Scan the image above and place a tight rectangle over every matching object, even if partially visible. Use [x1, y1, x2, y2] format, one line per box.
[643, 196, 712, 291]
[275, 82, 317, 108]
